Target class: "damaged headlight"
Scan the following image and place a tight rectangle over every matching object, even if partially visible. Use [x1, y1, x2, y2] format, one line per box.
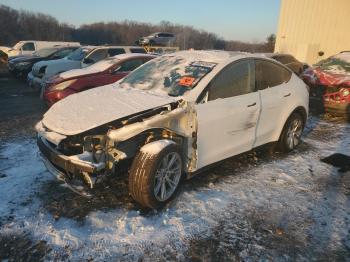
[84, 135, 106, 163]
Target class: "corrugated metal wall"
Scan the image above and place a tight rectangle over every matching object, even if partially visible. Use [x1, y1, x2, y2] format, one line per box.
[275, 0, 350, 64]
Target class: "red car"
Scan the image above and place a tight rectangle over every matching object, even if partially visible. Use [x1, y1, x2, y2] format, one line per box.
[43, 53, 156, 107]
[302, 52, 350, 116]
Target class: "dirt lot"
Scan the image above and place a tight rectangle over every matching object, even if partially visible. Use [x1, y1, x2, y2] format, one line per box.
[0, 73, 349, 261]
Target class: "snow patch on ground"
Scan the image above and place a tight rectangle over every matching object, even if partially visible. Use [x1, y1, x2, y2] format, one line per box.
[0, 116, 349, 260]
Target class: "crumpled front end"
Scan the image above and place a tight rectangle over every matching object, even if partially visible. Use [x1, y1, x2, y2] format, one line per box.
[36, 100, 198, 195]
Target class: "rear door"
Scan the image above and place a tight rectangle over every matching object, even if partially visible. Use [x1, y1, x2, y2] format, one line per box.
[253, 59, 293, 147]
[195, 59, 261, 169]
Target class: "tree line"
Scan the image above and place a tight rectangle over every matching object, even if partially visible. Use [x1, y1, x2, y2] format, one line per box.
[0, 5, 275, 52]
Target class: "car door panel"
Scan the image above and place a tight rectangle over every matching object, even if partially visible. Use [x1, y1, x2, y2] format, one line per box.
[196, 92, 260, 169]
[253, 59, 294, 147]
[195, 59, 260, 169]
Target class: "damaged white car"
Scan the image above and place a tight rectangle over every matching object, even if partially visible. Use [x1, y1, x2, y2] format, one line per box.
[36, 50, 309, 208]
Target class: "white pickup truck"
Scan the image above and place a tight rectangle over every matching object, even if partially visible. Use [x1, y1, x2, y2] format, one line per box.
[1, 41, 80, 57]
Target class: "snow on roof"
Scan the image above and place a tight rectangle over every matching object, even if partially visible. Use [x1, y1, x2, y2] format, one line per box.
[111, 53, 156, 60]
[163, 50, 247, 65]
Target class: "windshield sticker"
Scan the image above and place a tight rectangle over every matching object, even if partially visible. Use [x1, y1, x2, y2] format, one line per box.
[179, 76, 196, 87]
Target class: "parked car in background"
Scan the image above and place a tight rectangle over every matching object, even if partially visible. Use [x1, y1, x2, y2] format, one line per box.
[36, 50, 309, 208]
[2, 41, 80, 57]
[8, 46, 78, 78]
[43, 53, 156, 106]
[264, 53, 305, 75]
[0, 50, 8, 64]
[137, 32, 176, 46]
[28, 46, 146, 90]
[302, 52, 350, 116]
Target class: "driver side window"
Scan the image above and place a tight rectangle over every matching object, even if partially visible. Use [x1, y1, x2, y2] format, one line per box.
[208, 60, 254, 101]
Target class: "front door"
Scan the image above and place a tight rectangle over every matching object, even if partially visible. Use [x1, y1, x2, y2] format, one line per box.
[195, 59, 261, 169]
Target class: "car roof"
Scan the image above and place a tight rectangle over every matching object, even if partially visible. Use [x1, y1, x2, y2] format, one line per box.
[110, 53, 157, 60]
[94, 46, 145, 50]
[260, 53, 292, 58]
[162, 50, 274, 65]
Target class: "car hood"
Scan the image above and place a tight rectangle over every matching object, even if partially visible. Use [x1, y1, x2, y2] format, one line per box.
[33, 58, 81, 78]
[59, 67, 100, 80]
[42, 84, 177, 136]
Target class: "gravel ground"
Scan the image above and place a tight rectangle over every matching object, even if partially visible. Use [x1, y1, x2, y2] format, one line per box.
[0, 75, 349, 261]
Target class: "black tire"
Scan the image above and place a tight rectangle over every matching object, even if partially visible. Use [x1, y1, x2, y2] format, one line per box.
[129, 140, 183, 209]
[278, 112, 304, 152]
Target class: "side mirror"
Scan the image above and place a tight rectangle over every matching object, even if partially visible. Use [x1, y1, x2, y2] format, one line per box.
[83, 57, 94, 64]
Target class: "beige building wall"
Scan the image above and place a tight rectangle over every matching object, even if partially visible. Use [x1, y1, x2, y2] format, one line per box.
[275, 0, 350, 65]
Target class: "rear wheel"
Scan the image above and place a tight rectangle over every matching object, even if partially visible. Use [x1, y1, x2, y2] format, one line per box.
[278, 112, 304, 152]
[128, 140, 182, 209]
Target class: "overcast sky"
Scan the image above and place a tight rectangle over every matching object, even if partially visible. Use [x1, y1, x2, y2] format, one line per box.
[0, 0, 281, 42]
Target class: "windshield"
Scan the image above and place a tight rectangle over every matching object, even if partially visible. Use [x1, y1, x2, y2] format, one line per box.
[12, 42, 23, 50]
[316, 53, 350, 74]
[120, 56, 216, 97]
[67, 47, 91, 61]
[33, 48, 58, 57]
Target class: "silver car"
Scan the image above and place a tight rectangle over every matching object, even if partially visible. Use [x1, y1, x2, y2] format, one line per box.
[138, 32, 176, 46]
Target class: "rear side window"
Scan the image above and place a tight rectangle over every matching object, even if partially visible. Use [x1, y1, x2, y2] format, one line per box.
[22, 42, 35, 51]
[87, 49, 108, 63]
[208, 60, 254, 101]
[119, 59, 144, 72]
[255, 60, 292, 91]
[130, 48, 146, 54]
[108, 48, 126, 56]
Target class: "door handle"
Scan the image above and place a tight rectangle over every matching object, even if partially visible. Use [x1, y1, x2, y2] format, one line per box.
[247, 102, 257, 107]
[284, 93, 291, 97]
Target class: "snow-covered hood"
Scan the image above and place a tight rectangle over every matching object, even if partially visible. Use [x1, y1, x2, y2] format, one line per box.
[59, 67, 99, 80]
[42, 84, 177, 136]
[0, 46, 10, 54]
[32, 58, 81, 79]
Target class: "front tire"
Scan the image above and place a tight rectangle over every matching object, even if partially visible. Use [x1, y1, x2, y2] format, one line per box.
[129, 140, 183, 209]
[278, 112, 304, 152]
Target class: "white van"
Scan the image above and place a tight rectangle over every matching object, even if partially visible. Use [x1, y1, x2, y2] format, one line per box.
[4, 41, 80, 57]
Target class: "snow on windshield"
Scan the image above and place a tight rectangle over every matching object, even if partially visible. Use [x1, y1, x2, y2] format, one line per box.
[120, 56, 216, 97]
[316, 53, 350, 75]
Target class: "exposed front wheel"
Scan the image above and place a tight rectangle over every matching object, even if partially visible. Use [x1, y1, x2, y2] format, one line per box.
[278, 112, 304, 152]
[128, 140, 182, 209]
